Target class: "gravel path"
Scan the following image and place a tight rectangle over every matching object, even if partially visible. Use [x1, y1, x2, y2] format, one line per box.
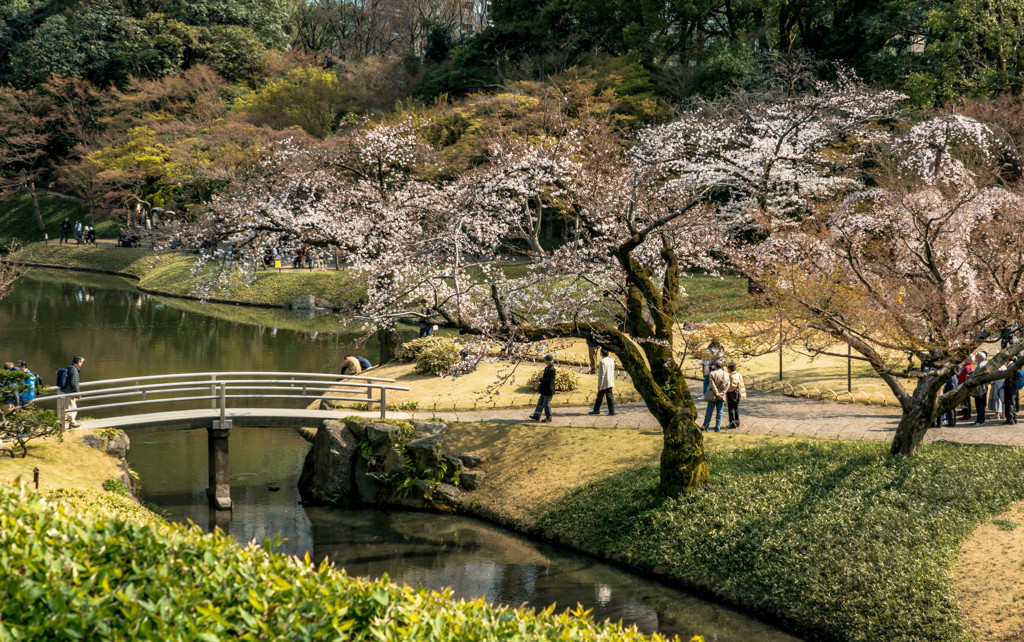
[413, 382, 1024, 447]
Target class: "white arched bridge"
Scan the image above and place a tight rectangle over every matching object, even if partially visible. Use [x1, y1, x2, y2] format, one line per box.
[37, 371, 410, 510]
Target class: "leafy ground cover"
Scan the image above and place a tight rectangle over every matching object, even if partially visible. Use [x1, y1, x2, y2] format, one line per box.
[0, 483, 670, 641]
[533, 439, 1024, 642]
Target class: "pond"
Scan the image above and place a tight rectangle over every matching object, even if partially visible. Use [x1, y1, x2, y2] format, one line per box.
[0, 269, 799, 641]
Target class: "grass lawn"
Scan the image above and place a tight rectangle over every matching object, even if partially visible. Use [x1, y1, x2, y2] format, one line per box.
[0, 193, 90, 247]
[0, 429, 126, 491]
[526, 438, 1024, 642]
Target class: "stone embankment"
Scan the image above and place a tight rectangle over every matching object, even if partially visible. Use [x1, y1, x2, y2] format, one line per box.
[298, 418, 485, 510]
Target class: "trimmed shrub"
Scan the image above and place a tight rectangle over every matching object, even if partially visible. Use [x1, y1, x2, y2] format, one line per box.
[0, 485, 662, 641]
[395, 336, 446, 363]
[527, 367, 580, 392]
[411, 338, 462, 375]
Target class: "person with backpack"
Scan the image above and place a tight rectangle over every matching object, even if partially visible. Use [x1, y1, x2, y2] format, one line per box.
[1006, 360, 1023, 425]
[57, 355, 85, 428]
[529, 355, 556, 423]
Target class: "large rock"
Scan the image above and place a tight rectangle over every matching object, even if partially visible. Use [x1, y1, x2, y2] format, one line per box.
[411, 421, 448, 437]
[433, 483, 462, 506]
[291, 294, 317, 310]
[406, 435, 446, 477]
[383, 447, 407, 476]
[81, 430, 130, 458]
[442, 454, 464, 483]
[458, 452, 483, 469]
[298, 420, 358, 505]
[344, 418, 368, 441]
[366, 423, 401, 450]
[354, 457, 382, 504]
[460, 469, 486, 491]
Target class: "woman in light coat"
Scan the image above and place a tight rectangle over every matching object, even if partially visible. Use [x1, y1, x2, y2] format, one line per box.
[726, 364, 747, 429]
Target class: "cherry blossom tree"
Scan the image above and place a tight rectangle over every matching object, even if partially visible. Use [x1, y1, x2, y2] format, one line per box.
[742, 114, 1024, 455]
[191, 72, 905, 493]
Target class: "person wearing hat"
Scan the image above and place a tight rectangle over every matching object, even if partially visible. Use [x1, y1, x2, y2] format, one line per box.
[529, 354, 556, 423]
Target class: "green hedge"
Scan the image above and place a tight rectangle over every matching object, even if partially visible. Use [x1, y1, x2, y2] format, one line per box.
[537, 440, 1024, 641]
[0, 485, 667, 641]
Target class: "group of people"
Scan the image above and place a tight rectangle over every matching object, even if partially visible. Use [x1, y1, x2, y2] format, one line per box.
[530, 348, 618, 422]
[1, 356, 83, 428]
[339, 354, 373, 376]
[59, 218, 97, 245]
[943, 351, 1022, 427]
[2, 360, 38, 414]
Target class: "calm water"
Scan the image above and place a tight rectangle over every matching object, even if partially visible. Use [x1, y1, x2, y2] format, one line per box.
[1, 269, 799, 641]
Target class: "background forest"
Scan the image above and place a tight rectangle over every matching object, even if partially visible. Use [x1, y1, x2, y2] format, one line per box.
[2, 0, 1024, 227]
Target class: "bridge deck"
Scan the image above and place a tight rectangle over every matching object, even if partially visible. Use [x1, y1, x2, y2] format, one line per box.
[77, 408, 412, 432]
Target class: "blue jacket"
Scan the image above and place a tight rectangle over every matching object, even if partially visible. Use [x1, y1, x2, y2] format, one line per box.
[20, 369, 36, 403]
[356, 356, 372, 370]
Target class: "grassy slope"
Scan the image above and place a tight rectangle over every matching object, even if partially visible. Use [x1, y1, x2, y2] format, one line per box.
[0, 430, 126, 491]
[0, 193, 121, 246]
[525, 438, 1024, 642]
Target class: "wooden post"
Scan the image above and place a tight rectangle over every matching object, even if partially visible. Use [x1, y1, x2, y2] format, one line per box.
[380, 387, 387, 419]
[207, 383, 231, 511]
[847, 344, 852, 393]
[778, 318, 784, 381]
[206, 419, 232, 511]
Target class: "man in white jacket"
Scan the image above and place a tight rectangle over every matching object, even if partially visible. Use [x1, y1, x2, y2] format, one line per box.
[589, 349, 616, 416]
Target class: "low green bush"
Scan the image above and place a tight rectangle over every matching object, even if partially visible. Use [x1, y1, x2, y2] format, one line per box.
[537, 440, 1024, 642]
[395, 336, 445, 363]
[0, 485, 665, 641]
[397, 336, 464, 375]
[527, 367, 580, 392]
[102, 478, 130, 497]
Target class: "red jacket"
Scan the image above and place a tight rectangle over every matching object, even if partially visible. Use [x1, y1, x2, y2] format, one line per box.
[958, 363, 975, 385]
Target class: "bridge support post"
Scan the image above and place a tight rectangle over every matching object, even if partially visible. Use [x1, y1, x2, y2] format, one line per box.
[206, 419, 232, 510]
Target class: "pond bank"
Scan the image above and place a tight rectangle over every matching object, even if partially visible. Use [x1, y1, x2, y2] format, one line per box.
[8, 243, 366, 310]
[441, 422, 1024, 642]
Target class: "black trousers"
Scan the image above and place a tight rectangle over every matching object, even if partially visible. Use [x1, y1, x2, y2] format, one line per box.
[973, 393, 987, 424]
[1005, 383, 1019, 424]
[726, 391, 741, 428]
[593, 388, 615, 413]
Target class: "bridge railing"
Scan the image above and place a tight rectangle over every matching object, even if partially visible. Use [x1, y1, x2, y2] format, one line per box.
[36, 371, 410, 424]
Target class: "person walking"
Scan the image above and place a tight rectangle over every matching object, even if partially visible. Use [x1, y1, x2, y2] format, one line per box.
[586, 338, 601, 374]
[589, 349, 615, 416]
[701, 361, 729, 432]
[529, 355, 556, 423]
[958, 356, 975, 420]
[418, 299, 433, 338]
[60, 355, 84, 428]
[725, 364, 746, 429]
[60, 218, 72, 244]
[969, 352, 988, 426]
[1006, 361, 1022, 425]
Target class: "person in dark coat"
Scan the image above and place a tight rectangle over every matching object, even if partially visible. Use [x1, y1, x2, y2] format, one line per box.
[529, 355, 556, 423]
[1006, 359, 1021, 425]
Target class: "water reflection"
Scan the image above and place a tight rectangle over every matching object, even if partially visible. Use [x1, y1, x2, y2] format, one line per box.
[130, 427, 798, 642]
[7, 269, 799, 641]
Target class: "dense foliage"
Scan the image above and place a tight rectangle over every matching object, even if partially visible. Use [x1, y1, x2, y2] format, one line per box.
[0, 484, 669, 641]
[537, 440, 1024, 641]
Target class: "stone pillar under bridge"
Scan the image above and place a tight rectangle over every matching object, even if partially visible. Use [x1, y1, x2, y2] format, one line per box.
[206, 419, 232, 510]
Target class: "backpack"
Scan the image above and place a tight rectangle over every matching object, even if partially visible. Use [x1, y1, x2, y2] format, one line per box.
[55, 367, 69, 390]
[1014, 370, 1024, 391]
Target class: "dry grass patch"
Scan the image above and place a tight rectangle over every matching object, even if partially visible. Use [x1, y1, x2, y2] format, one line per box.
[955, 499, 1024, 641]
[0, 429, 125, 491]
[341, 361, 639, 411]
